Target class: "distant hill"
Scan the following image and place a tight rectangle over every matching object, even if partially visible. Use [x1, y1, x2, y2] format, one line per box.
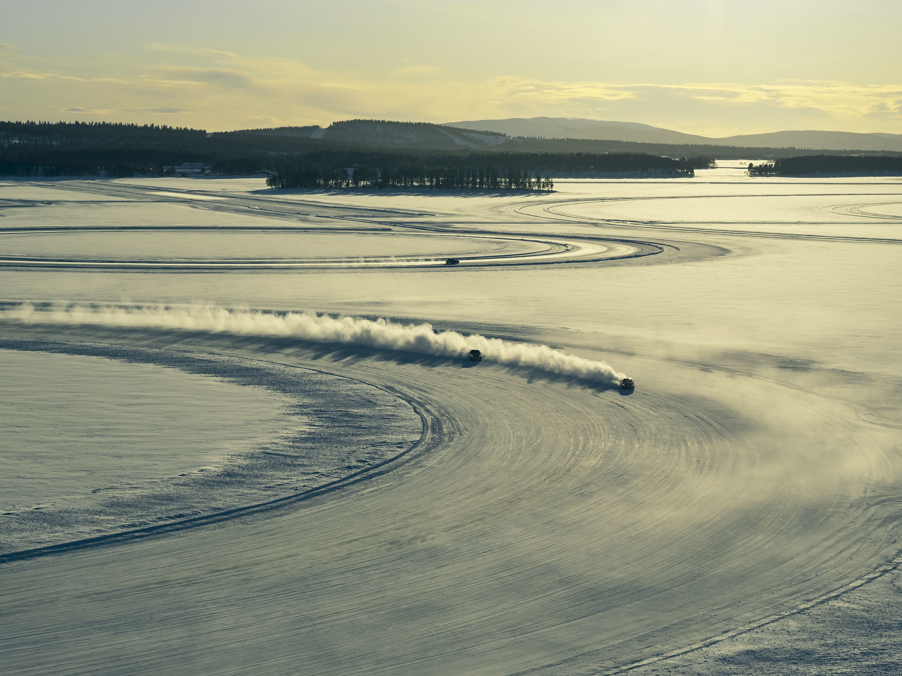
[446, 117, 902, 153]
[240, 119, 508, 151]
[322, 119, 508, 150]
[445, 117, 707, 145]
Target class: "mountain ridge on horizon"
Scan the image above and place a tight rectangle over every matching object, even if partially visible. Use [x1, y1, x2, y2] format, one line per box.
[444, 117, 902, 152]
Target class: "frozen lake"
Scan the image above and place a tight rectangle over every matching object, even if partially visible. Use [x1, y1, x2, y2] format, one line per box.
[0, 349, 294, 514]
[1, 165, 901, 674]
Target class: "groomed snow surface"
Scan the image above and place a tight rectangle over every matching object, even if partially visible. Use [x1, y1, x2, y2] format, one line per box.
[1, 167, 901, 675]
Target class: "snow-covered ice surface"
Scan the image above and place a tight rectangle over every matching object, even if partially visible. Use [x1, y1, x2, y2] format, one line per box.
[0, 342, 423, 554]
[0, 349, 295, 524]
[0, 167, 901, 674]
[626, 568, 902, 676]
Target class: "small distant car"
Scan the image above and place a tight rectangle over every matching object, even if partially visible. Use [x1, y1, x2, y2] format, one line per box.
[620, 377, 635, 389]
[468, 349, 482, 362]
[445, 258, 460, 265]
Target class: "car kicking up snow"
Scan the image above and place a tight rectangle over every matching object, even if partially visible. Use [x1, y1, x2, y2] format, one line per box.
[620, 377, 635, 389]
[468, 349, 482, 362]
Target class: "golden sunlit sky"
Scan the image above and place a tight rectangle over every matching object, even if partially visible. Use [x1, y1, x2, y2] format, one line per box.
[2, 0, 901, 136]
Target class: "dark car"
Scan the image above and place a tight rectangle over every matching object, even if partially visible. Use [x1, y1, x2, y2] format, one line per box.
[445, 258, 460, 265]
[468, 349, 482, 362]
[620, 377, 635, 389]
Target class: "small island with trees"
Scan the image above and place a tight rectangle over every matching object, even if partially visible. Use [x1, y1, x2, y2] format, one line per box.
[265, 151, 702, 191]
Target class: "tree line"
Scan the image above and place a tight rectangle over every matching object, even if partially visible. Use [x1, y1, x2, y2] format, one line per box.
[0, 121, 205, 146]
[0, 120, 325, 177]
[1, 120, 703, 183]
[749, 155, 902, 176]
[0, 145, 267, 178]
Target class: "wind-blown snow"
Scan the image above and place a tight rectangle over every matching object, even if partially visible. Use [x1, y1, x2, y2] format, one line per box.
[3, 302, 626, 385]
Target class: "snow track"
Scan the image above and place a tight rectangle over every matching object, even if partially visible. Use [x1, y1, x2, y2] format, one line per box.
[0, 338, 428, 557]
[0, 229, 652, 269]
[513, 190, 902, 243]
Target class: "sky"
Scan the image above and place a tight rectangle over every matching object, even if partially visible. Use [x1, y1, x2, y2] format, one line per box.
[2, 0, 901, 136]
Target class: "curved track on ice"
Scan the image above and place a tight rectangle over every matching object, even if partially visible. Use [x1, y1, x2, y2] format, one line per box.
[0, 227, 659, 269]
[0, 325, 898, 676]
[512, 194, 902, 244]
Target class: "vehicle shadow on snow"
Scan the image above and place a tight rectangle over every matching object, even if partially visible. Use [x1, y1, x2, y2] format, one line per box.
[266, 339, 623, 394]
[501, 363, 623, 393]
[49, 329, 625, 395]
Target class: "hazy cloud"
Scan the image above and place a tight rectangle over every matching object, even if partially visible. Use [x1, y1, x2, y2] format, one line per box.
[657, 81, 902, 119]
[126, 107, 190, 114]
[146, 43, 240, 61]
[2, 71, 85, 82]
[61, 107, 116, 115]
[483, 77, 636, 108]
[150, 67, 258, 89]
[2, 70, 128, 85]
[392, 65, 439, 78]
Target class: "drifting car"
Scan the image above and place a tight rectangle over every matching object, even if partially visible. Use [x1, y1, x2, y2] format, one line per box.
[620, 377, 635, 389]
[445, 258, 460, 265]
[468, 349, 482, 362]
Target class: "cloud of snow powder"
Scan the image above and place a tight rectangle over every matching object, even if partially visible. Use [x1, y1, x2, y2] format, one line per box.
[3, 302, 626, 385]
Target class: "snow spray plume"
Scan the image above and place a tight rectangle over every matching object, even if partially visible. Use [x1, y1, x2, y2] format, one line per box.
[3, 303, 626, 385]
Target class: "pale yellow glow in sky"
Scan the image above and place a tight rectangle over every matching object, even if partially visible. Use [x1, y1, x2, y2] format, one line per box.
[2, 0, 900, 136]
